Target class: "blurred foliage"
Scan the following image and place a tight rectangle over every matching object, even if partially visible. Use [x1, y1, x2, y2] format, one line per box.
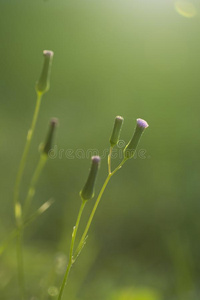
[0, 0, 200, 299]
[108, 287, 161, 300]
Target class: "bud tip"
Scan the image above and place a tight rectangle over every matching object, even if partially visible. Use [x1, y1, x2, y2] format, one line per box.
[50, 117, 58, 126]
[91, 156, 101, 164]
[116, 115, 123, 121]
[43, 50, 54, 57]
[137, 118, 149, 129]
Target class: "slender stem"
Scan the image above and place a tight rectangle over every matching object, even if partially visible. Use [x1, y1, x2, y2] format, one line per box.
[0, 199, 54, 257]
[14, 93, 42, 215]
[23, 154, 47, 218]
[108, 146, 113, 174]
[111, 157, 127, 176]
[58, 157, 128, 299]
[13, 92, 42, 299]
[0, 229, 18, 256]
[74, 175, 111, 260]
[57, 201, 86, 300]
[16, 153, 47, 299]
[17, 229, 25, 300]
[74, 158, 127, 260]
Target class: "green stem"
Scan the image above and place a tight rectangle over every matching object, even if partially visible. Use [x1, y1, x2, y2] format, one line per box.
[23, 154, 48, 218]
[13, 92, 42, 299]
[14, 93, 42, 216]
[74, 175, 111, 259]
[0, 228, 18, 256]
[16, 153, 47, 300]
[17, 229, 25, 300]
[0, 199, 54, 257]
[58, 157, 127, 300]
[57, 201, 86, 300]
[108, 146, 113, 174]
[74, 158, 127, 261]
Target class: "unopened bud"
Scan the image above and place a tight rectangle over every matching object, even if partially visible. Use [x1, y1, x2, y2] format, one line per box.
[124, 118, 149, 159]
[80, 156, 101, 201]
[109, 116, 124, 147]
[43, 118, 58, 155]
[36, 50, 54, 95]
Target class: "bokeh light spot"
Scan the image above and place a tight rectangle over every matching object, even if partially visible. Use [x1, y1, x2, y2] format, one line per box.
[175, 1, 197, 18]
[47, 286, 58, 297]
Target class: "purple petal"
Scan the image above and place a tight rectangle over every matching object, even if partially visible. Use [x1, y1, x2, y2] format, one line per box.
[137, 118, 149, 129]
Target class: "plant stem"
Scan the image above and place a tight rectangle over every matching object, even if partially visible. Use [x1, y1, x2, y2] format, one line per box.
[17, 229, 25, 300]
[58, 157, 127, 300]
[23, 154, 47, 218]
[108, 146, 113, 174]
[0, 199, 54, 257]
[57, 201, 86, 300]
[13, 92, 42, 299]
[14, 93, 42, 216]
[74, 158, 127, 261]
[74, 174, 111, 260]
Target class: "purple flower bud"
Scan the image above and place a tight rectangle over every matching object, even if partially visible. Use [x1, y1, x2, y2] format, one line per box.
[124, 118, 149, 159]
[137, 118, 149, 129]
[80, 156, 101, 201]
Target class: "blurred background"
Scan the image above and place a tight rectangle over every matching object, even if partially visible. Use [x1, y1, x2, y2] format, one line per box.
[0, 0, 200, 299]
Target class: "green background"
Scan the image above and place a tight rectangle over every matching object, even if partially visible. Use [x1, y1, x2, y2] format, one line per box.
[0, 0, 200, 299]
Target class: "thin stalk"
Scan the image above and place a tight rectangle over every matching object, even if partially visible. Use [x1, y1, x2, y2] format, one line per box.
[108, 146, 113, 174]
[14, 93, 42, 215]
[17, 230, 25, 300]
[23, 154, 48, 218]
[58, 157, 127, 299]
[0, 199, 54, 256]
[57, 201, 86, 300]
[16, 153, 47, 300]
[74, 158, 127, 261]
[74, 174, 111, 260]
[13, 92, 42, 300]
[0, 229, 18, 256]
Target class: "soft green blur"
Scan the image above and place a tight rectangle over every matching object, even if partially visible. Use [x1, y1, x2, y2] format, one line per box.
[0, 0, 200, 299]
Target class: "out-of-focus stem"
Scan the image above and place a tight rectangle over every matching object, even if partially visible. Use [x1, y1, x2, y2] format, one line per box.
[23, 154, 47, 218]
[13, 92, 42, 300]
[57, 201, 86, 300]
[14, 93, 42, 216]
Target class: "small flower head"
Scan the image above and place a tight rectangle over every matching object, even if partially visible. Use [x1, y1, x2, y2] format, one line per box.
[109, 116, 124, 147]
[36, 50, 54, 96]
[123, 118, 149, 159]
[136, 118, 149, 129]
[80, 156, 101, 201]
[42, 118, 58, 155]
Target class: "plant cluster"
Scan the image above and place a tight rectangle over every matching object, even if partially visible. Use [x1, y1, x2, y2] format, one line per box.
[1, 50, 149, 300]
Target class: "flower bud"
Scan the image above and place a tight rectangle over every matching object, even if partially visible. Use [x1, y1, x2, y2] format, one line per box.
[43, 118, 58, 155]
[109, 116, 124, 147]
[80, 156, 101, 201]
[36, 50, 54, 95]
[123, 118, 149, 159]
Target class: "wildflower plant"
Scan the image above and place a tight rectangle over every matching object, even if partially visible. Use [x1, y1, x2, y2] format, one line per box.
[57, 116, 149, 300]
[0, 50, 149, 300]
[13, 50, 55, 300]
